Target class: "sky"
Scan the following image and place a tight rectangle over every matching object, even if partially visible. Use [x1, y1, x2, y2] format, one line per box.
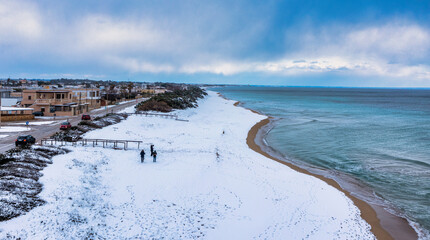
[0, 0, 430, 87]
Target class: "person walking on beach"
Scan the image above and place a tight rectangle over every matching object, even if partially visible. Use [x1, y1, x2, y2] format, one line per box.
[150, 144, 154, 156]
[140, 149, 145, 163]
[153, 150, 157, 162]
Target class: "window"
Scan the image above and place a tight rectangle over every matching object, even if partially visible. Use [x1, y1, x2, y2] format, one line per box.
[28, 96, 31, 100]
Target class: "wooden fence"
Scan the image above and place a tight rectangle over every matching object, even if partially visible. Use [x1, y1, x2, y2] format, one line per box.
[131, 112, 189, 122]
[41, 138, 144, 150]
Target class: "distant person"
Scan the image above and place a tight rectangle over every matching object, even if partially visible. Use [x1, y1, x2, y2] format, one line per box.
[150, 144, 154, 156]
[140, 149, 145, 163]
[153, 150, 157, 162]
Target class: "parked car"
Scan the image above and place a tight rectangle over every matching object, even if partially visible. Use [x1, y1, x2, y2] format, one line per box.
[60, 121, 72, 130]
[81, 114, 91, 120]
[32, 111, 44, 116]
[15, 135, 36, 147]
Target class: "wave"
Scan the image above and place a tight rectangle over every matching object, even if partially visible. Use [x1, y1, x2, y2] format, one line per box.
[373, 152, 430, 169]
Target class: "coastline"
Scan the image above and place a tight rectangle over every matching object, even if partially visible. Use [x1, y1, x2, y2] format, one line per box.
[0, 91, 419, 239]
[0, 92, 381, 238]
[230, 98, 419, 240]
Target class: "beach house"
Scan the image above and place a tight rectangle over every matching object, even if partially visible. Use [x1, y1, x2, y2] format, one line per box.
[21, 88, 101, 116]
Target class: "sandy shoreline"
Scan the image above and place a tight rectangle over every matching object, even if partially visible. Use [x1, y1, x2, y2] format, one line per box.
[230, 97, 419, 240]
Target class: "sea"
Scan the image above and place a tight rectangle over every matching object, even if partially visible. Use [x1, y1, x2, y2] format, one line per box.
[212, 86, 430, 237]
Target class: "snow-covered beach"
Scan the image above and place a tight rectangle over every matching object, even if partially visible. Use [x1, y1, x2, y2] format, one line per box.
[0, 91, 376, 239]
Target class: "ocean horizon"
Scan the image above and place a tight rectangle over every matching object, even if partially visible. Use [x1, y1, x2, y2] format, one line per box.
[213, 85, 430, 238]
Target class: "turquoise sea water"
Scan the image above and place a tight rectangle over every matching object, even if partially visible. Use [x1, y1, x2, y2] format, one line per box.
[213, 86, 430, 236]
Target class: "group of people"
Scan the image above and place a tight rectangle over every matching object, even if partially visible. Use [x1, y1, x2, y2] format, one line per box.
[140, 144, 157, 163]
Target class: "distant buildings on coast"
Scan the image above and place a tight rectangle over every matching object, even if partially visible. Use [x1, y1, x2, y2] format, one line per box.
[0, 78, 177, 121]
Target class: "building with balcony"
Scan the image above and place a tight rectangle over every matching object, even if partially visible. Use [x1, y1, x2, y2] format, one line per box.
[21, 88, 101, 116]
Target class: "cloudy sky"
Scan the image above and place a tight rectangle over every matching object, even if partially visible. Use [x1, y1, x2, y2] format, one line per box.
[1, 0, 429, 87]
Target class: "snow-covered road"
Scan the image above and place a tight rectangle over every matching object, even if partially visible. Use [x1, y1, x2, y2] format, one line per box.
[0, 91, 375, 239]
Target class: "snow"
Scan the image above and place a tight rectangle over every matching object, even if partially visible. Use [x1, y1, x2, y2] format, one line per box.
[0, 91, 375, 239]
[90, 105, 116, 114]
[0, 126, 30, 132]
[0, 135, 8, 138]
[118, 99, 137, 105]
[91, 99, 144, 113]
[0, 106, 34, 111]
[9, 121, 58, 126]
[35, 116, 68, 120]
[118, 105, 136, 114]
[1, 98, 19, 107]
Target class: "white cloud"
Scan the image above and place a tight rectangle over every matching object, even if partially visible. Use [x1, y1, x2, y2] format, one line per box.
[106, 23, 430, 81]
[179, 62, 253, 75]
[107, 57, 175, 74]
[0, 0, 43, 43]
[73, 15, 164, 54]
[173, 57, 430, 81]
[0, 1, 429, 84]
[345, 24, 430, 60]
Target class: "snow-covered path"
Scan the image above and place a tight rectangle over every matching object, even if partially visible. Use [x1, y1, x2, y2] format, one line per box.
[0, 91, 375, 239]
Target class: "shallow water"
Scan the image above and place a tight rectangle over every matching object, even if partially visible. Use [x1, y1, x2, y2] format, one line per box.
[213, 86, 430, 236]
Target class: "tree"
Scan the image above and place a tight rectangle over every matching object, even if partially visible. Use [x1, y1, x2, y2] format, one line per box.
[120, 85, 128, 98]
[127, 82, 134, 94]
[127, 83, 134, 99]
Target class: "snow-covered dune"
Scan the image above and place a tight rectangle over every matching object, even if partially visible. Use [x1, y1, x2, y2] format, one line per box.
[0, 91, 375, 239]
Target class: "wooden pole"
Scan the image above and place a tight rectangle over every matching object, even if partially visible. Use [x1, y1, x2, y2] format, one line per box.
[0, 94, 2, 129]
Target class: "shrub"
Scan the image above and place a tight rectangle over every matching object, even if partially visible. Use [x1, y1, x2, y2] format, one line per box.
[136, 100, 172, 112]
[78, 121, 102, 129]
[135, 86, 207, 112]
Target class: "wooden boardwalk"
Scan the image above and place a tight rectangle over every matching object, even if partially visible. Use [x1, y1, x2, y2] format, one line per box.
[130, 112, 189, 122]
[132, 112, 177, 118]
[41, 138, 144, 150]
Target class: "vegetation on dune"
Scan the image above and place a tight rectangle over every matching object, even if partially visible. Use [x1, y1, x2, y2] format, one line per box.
[135, 86, 207, 112]
[135, 100, 172, 112]
[0, 145, 70, 221]
[0, 112, 131, 222]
